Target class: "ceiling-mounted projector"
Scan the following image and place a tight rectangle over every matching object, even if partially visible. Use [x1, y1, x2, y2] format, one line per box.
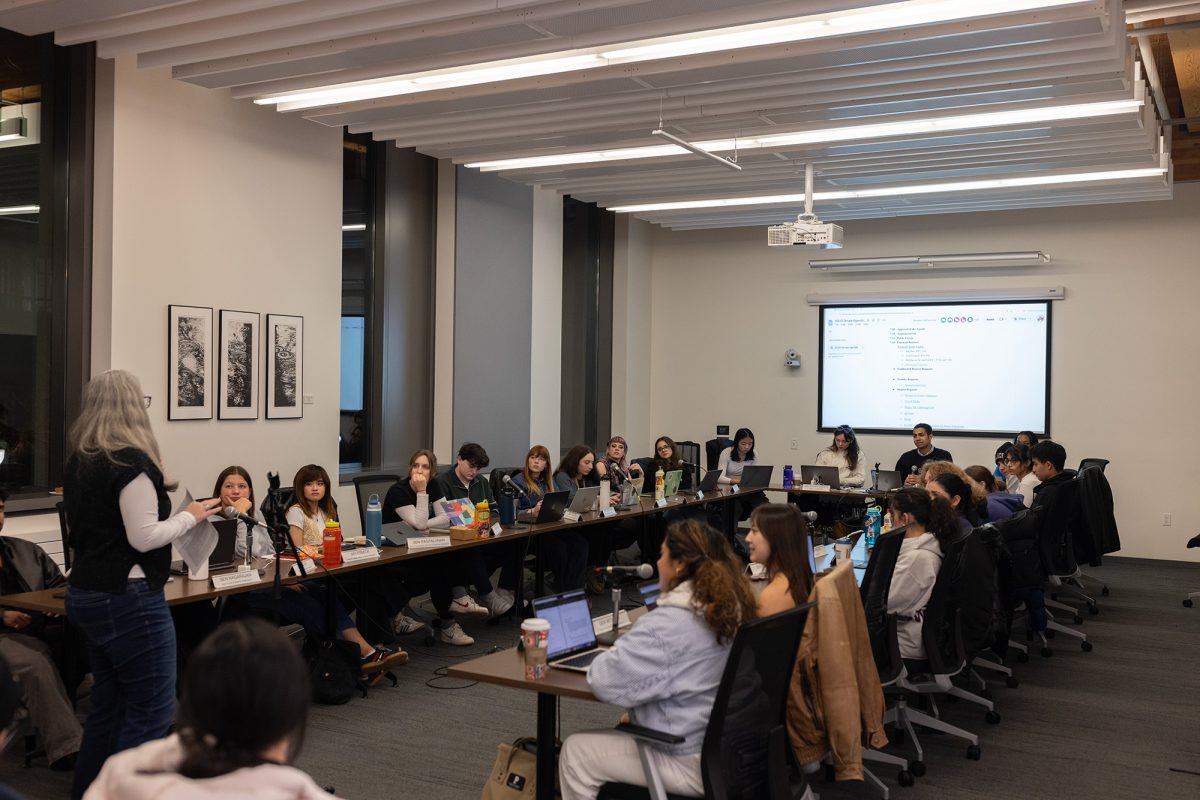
[767, 220, 843, 248]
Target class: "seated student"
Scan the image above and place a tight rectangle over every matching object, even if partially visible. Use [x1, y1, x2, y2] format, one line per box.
[717, 427, 767, 520]
[1030, 440, 1074, 514]
[435, 443, 518, 617]
[895, 423, 953, 486]
[251, 465, 406, 674]
[213, 466, 273, 562]
[885, 488, 958, 661]
[0, 489, 81, 772]
[920, 460, 988, 515]
[513, 445, 587, 591]
[745, 504, 814, 617]
[993, 443, 1021, 493]
[558, 520, 756, 800]
[553, 445, 602, 502]
[926, 472, 980, 536]
[964, 465, 1023, 523]
[383, 450, 487, 646]
[813, 425, 867, 488]
[85, 619, 337, 799]
[1015, 430, 1039, 449]
[594, 436, 643, 486]
[556, 446, 628, 580]
[1004, 444, 1041, 508]
[650, 436, 691, 489]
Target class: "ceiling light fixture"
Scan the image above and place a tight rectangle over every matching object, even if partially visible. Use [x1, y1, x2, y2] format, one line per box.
[608, 166, 1168, 213]
[651, 129, 741, 171]
[465, 98, 1144, 171]
[0, 205, 40, 216]
[256, 0, 1091, 110]
[808, 251, 1050, 270]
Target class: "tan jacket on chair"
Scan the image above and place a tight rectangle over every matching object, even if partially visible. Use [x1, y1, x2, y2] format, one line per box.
[787, 561, 889, 780]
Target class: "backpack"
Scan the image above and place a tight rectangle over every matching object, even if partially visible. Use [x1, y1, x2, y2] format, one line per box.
[302, 635, 364, 705]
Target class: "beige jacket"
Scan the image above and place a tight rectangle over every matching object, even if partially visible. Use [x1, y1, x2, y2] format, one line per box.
[787, 561, 888, 780]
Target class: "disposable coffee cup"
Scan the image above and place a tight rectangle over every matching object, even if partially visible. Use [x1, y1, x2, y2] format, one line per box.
[521, 618, 551, 680]
[834, 542, 852, 562]
[188, 561, 209, 581]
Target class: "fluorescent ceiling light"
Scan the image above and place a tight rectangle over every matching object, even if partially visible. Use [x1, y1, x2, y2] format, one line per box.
[341, 223, 367, 231]
[809, 251, 1050, 270]
[466, 99, 1143, 171]
[0, 205, 39, 216]
[0, 116, 28, 142]
[608, 167, 1167, 213]
[256, 0, 1090, 110]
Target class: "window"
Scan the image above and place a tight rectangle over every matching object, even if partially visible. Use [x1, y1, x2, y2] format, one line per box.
[339, 133, 375, 470]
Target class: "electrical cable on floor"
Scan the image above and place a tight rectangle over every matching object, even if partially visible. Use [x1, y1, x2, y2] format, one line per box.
[424, 644, 510, 690]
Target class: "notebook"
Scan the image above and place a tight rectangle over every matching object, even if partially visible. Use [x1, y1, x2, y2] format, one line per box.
[170, 518, 239, 574]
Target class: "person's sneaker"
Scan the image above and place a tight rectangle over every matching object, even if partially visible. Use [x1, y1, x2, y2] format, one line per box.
[449, 594, 490, 618]
[495, 587, 516, 609]
[361, 645, 408, 673]
[481, 590, 514, 617]
[439, 621, 475, 646]
[392, 612, 426, 635]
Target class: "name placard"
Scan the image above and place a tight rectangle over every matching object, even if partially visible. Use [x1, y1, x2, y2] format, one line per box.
[804, 484, 832, 493]
[561, 510, 581, 523]
[654, 498, 668, 509]
[731, 484, 741, 493]
[491, 522, 503, 537]
[601, 507, 618, 519]
[407, 535, 451, 551]
[341, 546, 380, 565]
[290, 559, 316, 577]
[695, 490, 705, 500]
[211, 570, 261, 590]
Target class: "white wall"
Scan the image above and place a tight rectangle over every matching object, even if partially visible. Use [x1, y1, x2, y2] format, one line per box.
[645, 183, 1200, 561]
[612, 215, 655, 453]
[530, 186, 564, 456]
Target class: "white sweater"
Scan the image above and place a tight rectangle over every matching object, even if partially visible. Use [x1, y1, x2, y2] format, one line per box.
[813, 448, 867, 488]
[716, 447, 756, 484]
[1016, 472, 1041, 508]
[887, 532, 943, 660]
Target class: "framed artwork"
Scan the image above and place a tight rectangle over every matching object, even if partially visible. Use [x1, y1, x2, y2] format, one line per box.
[218, 309, 260, 420]
[167, 305, 214, 420]
[265, 313, 304, 419]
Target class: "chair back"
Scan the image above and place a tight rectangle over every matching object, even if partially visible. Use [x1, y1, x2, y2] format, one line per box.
[860, 527, 906, 681]
[700, 603, 812, 800]
[351, 474, 401, 532]
[675, 440, 702, 487]
[55, 501, 72, 571]
[705, 437, 733, 471]
[1073, 466, 1120, 564]
[1077, 458, 1109, 473]
[919, 535, 970, 676]
[488, 467, 522, 501]
[1036, 474, 1080, 576]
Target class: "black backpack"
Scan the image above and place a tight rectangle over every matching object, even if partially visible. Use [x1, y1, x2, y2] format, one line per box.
[302, 635, 365, 705]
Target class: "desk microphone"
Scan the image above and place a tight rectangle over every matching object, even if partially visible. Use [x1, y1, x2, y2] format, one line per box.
[222, 506, 261, 528]
[501, 473, 531, 502]
[800, 510, 818, 523]
[594, 564, 653, 579]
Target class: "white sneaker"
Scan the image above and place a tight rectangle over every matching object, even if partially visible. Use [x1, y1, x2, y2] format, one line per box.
[482, 590, 514, 618]
[439, 621, 474, 646]
[392, 612, 425, 635]
[449, 595, 489, 618]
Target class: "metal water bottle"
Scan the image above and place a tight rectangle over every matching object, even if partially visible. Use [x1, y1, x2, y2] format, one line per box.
[365, 494, 382, 547]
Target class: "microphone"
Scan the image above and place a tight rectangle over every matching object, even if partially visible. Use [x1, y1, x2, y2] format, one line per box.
[501, 473, 531, 501]
[222, 507, 261, 528]
[800, 510, 818, 523]
[594, 563, 654, 579]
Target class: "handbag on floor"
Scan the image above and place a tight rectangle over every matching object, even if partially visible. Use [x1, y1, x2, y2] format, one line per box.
[482, 737, 558, 800]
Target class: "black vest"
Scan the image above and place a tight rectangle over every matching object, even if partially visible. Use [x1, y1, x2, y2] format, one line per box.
[64, 448, 172, 593]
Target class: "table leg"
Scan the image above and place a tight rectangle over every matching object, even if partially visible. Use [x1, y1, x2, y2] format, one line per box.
[534, 537, 545, 598]
[536, 691, 558, 800]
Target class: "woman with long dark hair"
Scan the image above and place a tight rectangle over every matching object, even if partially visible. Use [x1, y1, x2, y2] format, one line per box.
[716, 427, 757, 484]
[927, 471, 980, 535]
[745, 504, 815, 617]
[559, 520, 757, 799]
[814, 425, 866, 487]
[886, 488, 959, 660]
[1005, 444, 1040, 508]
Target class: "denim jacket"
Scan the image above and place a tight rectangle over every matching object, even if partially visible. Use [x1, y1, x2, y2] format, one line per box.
[587, 580, 730, 754]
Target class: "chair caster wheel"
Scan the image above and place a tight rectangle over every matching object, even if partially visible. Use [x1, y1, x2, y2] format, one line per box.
[1072, 615, 1083, 625]
[1081, 641, 1093, 652]
[1101, 587, 1109, 597]
[985, 710, 1001, 725]
[1040, 647, 1053, 658]
[1016, 651, 1030, 663]
[966, 745, 982, 760]
[1185, 598, 1195, 608]
[1005, 676, 1019, 689]
[910, 761, 926, 777]
[1088, 604, 1099, 615]
[898, 770, 915, 787]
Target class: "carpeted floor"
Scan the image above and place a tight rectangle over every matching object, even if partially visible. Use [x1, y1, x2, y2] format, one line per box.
[2, 556, 1198, 799]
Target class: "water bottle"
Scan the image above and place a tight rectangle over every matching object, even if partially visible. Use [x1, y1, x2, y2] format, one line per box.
[654, 467, 665, 500]
[783, 465, 794, 488]
[322, 519, 342, 567]
[864, 507, 881, 550]
[475, 500, 490, 538]
[365, 494, 382, 547]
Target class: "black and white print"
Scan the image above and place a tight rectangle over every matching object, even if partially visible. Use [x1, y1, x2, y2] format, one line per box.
[168, 305, 213, 420]
[218, 309, 260, 420]
[266, 314, 303, 419]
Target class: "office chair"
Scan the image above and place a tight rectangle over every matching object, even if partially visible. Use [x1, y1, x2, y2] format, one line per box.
[1077, 458, 1109, 473]
[1182, 534, 1200, 607]
[674, 441, 702, 488]
[55, 501, 72, 571]
[1064, 465, 1119, 601]
[704, 437, 732, 471]
[597, 604, 813, 800]
[351, 474, 401, 533]
[487, 467, 522, 501]
[1035, 478, 1093, 652]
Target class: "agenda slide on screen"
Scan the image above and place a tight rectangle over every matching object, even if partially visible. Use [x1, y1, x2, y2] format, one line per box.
[819, 302, 1049, 435]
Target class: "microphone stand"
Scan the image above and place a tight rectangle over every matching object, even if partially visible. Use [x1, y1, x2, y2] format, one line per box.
[596, 573, 624, 646]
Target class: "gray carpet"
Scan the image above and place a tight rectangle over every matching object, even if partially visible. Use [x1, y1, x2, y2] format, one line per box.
[3, 557, 1198, 799]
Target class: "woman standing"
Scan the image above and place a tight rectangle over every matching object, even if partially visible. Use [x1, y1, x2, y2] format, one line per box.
[813, 425, 866, 487]
[64, 370, 222, 799]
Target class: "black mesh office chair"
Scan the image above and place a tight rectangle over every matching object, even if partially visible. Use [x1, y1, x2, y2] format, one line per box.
[705, 438, 732, 471]
[55, 501, 72, 571]
[675, 441, 702, 488]
[352, 474, 401, 533]
[1077, 458, 1109, 473]
[597, 604, 813, 800]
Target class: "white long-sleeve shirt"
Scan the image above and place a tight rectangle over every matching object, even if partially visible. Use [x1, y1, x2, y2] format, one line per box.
[716, 447, 756, 484]
[813, 448, 867, 488]
[1016, 472, 1041, 508]
[117, 473, 201, 579]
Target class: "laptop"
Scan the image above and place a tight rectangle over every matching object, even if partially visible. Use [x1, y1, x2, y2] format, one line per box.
[873, 469, 903, 491]
[800, 464, 841, 489]
[531, 589, 610, 673]
[531, 490, 570, 523]
[662, 469, 682, 497]
[567, 485, 600, 514]
[170, 518, 239, 574]
[737, 465, 774, 488]
[680, 468, 721, 496]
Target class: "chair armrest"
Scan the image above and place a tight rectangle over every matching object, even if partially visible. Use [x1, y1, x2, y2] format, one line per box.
[613, 721, 685, 745]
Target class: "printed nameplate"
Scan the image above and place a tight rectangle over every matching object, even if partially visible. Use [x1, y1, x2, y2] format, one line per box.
[731, 484, 741, 493]
[561, 510, 581, 523]
[407, 535, 451, 551]
[695, 490, 704, 500]
[290, 559, 316, 577]
[491, 522, 503, 537]
[211, 571, 261, 590]
[804, 484, 832, 493]
[341, 546, 380, 565]
[591, 610, 631, 635]
[655, 498, 668, 509]
[601, 507, 618, 519]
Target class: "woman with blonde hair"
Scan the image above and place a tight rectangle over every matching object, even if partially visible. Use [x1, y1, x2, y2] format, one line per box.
[559, 520, 756, 799]
[64, 370, 223, 799]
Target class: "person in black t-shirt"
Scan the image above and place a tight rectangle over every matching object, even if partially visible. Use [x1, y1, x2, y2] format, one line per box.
[895, 423, 953, 486]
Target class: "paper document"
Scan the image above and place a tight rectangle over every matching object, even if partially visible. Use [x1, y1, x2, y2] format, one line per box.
[172, 490, 219, 574]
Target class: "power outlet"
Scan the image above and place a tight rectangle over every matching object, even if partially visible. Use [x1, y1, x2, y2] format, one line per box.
[790, 439, 799, 450]
[303, 395, 314, 405]
[1162, 513, 1172, 526]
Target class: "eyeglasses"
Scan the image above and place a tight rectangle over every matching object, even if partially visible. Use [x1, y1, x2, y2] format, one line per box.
[143, 396, 152, 409]
[656, 445, 672, 453]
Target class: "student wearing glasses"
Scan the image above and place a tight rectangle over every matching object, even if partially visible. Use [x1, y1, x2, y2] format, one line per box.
[814, 425, 866, 488]
[651, 437, 693, 490]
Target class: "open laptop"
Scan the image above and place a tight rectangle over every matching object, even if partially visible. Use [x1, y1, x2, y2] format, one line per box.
[531, 589, 610, 673]
[873, 469, 903, 491]
[566, 485, 600, 514]
[800, 464, 841, 489]
[680, 468, 721, 496]
[737, 465, 774, 488]
[171, 518, 239, 574]
[530, 490, 570, 523]
[637, 579, 661, 609]
[662, 469, 682, 497]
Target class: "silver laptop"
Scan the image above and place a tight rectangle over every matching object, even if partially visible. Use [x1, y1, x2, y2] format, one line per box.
[800, 464, 841, 489]
[873, 469, 903, 491]
[531, 589, 610, 673]
[567, 485, 600, 513]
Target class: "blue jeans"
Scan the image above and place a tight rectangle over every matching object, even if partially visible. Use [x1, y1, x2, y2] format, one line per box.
[243, 583, 356, 638]
[66, 582, 176, 800]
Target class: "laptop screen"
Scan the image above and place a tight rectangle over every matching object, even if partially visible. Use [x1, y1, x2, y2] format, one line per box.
[806, 534, 816, 574]
[638, 579, 660, 609]
[531, 590, 597, 659]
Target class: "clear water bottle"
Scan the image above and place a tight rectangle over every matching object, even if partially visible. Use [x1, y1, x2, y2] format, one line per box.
[365, 494, 382, 547]
[783, 465, 794, 488]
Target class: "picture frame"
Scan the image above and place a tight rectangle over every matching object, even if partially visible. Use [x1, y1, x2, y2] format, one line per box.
[265, 313, 304, 419]
[167, 305, 214, 421]
[218, 309, 261, 420]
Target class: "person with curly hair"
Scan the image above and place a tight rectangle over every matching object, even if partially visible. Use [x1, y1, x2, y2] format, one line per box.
[558, 519, 757, 799]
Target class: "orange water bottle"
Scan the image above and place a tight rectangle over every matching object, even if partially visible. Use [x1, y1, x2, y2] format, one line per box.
[322, 519, 342, 567]
[475, 500, 490, 538]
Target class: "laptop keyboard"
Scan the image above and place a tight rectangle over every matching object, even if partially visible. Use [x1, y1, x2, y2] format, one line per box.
[557, 649, 604, 669]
